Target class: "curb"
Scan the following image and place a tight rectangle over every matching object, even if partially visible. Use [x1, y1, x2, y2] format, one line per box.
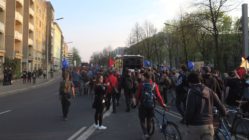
[0, 76, 61, 97]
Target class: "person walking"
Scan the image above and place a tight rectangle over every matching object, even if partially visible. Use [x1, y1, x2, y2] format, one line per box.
[105, 70, 118, 113]
[184, 72, 226, 140]
[123, 69, 134, 112]
[32, 70, 37, 84]
[92, 75, 107, 130]
[59, 72, 75, 121]
[175, 65, 188, 121]
[136, 72, 166, 139]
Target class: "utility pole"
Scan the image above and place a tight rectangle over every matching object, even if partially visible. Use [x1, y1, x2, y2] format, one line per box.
[242, 4, 249, 58]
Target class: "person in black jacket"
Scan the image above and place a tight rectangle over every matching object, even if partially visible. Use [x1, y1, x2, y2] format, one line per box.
[93, 75, 107, 130]
[122, 69, 134, 112]
[184, 72, 226, 140]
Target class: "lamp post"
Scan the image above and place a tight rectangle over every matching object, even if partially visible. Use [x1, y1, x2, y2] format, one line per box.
[46, 17, 64, 79]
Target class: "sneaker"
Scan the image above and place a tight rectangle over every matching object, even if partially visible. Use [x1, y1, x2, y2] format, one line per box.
[98, 125, 107, 130]
[93, 124, 99, 128]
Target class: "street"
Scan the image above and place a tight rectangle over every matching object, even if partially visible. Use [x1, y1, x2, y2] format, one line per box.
[0, 77, 186, 140]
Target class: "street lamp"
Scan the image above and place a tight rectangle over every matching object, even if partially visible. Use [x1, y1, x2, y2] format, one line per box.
[46, 17, 64, 79]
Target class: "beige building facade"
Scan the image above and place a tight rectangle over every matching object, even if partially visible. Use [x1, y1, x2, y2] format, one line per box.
[5, 0, 24, 66]
[52, 22, 62, 70]
[0, 0, 6, 79]
[0, 0, 61, 77]
[23, 0, 34, 71]
[34, 0, 47, 70]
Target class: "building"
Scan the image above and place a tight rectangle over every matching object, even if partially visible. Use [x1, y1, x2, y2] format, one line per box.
[62, 42, 69, 59]
[66, 51, 73, 67]
[52, 22, 62, 70]
[23, 0, 34, 71]
[45, 1, 54, 71]
[34, 0, 47, 71]
[0, 0, 6, 79]
[5, 0, 25, 70]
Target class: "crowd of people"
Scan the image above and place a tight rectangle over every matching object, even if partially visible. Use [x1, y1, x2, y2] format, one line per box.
[59, 65, 249, 140]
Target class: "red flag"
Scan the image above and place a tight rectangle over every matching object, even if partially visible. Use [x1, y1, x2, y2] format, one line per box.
[108, 57, 115, 67]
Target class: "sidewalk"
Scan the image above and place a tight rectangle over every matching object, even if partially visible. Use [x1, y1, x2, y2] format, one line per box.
[0, 72, 61, 97]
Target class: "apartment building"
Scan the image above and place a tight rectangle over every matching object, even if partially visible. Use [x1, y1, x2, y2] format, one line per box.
[23, 0, 34, 71]
[34, 0, 47, 70]
[63, 42, 69, 59]
[5, 0, 24, 70]
[0, 0, 6, 79]
[52, 22, 62, 70]
[45, 1, 54, 71]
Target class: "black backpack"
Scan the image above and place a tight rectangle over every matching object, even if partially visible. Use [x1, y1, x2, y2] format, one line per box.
[141, 82, 156, 109]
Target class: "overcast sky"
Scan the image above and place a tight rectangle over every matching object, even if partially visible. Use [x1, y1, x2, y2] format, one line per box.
[50, 0, 249, 62]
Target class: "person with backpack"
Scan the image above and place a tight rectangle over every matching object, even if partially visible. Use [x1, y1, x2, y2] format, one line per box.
[175, 65, 188, 120]
[92, 75, 108, 130]
[59, 72, 75, 121]
[184, 72, 226, 140]
[136, 72, 166, 139]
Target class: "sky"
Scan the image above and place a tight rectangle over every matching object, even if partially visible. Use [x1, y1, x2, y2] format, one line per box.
[50, 0, 249, 62]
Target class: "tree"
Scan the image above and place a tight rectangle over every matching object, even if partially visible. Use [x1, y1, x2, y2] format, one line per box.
[72, 47, 81, 66]
[195, 0, 233, 70]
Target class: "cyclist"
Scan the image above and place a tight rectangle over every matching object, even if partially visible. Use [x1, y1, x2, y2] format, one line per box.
[184, 72, 226, 140]
[136, 72, 167, 139]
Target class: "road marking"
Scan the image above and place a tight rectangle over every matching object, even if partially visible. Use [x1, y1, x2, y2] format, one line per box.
[156, 106, 182, 120]
[166, 111, 182, 120]
[67, 126, 86, 140]
[0, 110, 12, 115]
[75, 108, 112, 140]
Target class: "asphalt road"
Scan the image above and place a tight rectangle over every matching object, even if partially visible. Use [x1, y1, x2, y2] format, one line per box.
[0, 78, 186, 140]
[0, 78, 95, 140]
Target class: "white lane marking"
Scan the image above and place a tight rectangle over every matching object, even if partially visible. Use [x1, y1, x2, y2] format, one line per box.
[0, 110, 12, 115]
[166, 111, 182, 120]
[75, 108, 112, 140]
[156, 107, 182, 120]
[67, 126, 86, 140]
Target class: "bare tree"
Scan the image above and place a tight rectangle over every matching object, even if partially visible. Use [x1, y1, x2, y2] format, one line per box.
[195, 0, 239, 70]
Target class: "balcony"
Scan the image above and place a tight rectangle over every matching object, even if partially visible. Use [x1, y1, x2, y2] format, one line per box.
[14, 30, 22, 41]
[15, 11, 23, 23]
[15, 51, 22, 59]
[29, 7, 34, 16]
[0, 22, 4, 33]
[0, 0, 6, 11]
[16, 0, 23, 6]
[28, 38, 33, 46]
[29, 23, 34, 31]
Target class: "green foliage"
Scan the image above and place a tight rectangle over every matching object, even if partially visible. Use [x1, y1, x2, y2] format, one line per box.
[3, 57, 21, 78]
[72, 47, 82, 66]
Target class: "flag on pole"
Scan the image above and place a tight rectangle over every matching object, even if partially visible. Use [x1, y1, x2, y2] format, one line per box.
[108, 57, 115, 68]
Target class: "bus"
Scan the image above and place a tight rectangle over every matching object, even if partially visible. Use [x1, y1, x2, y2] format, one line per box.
[114, 55, 144, 74]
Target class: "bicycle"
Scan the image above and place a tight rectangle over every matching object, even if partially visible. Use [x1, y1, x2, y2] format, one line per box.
[147, 106, 182, 140]
[214, 106, 249, 140]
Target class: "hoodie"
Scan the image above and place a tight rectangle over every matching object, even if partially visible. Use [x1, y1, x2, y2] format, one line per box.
[184, 84, 226, 126]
